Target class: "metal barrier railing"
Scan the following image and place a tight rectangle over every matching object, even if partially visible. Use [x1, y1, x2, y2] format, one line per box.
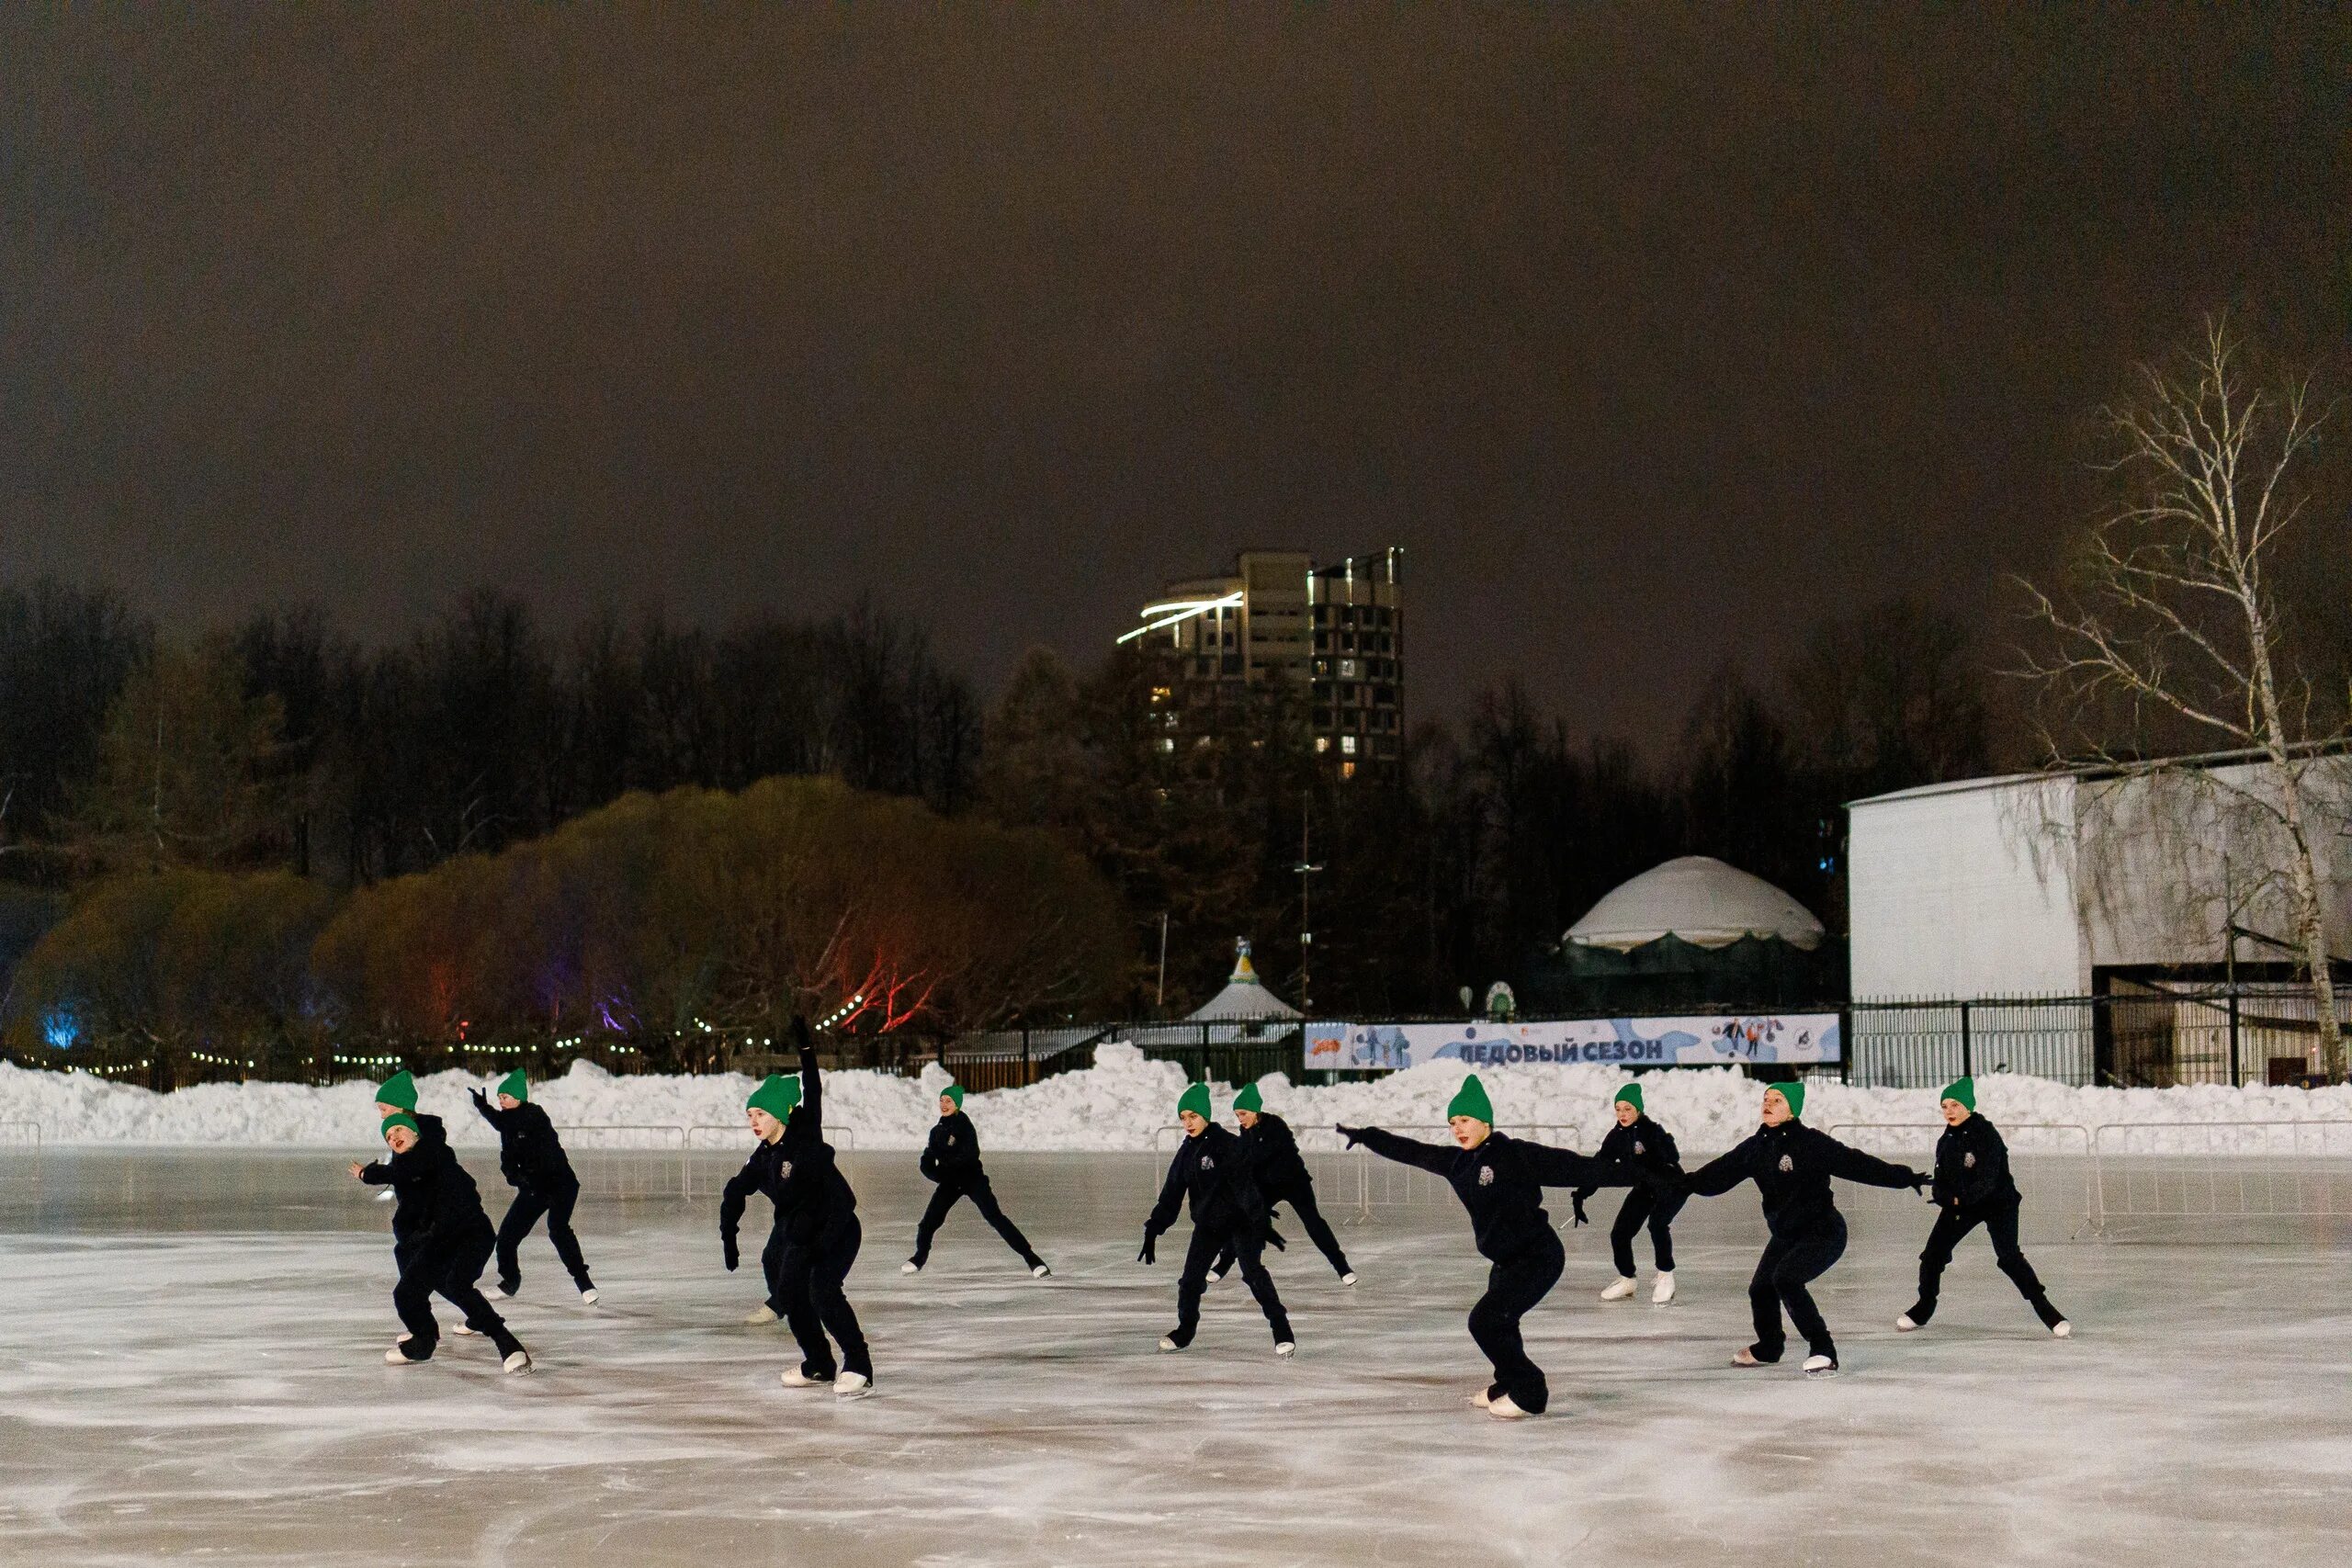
[1146, 1122, 1372, 1224]
[0, 1120, 40, 1186]
[556, 1122, 689, 1201]
[2089, 1120, 2352, 1226]
[683, 1123, 860, 1200]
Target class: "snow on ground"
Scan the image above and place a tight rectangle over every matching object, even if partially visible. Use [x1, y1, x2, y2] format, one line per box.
[2, 1043, 2348, 1151]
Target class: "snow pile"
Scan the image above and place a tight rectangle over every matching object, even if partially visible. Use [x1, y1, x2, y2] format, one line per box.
[2, 1043, 2348, 1153]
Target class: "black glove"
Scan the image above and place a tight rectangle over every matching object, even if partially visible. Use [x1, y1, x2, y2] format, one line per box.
[1336, 1124, 1365, 1148]
[790, 1014, 813, 1053]
[1264, 1224, 1287, 1252]
[722, 1234, 741, 1272]
[469, 1087, 486, 1104]
[1137, 1227, 1158, 1265]
[1907, 1169, 1930, 1191]
[1571, 1194, 1589, 1227]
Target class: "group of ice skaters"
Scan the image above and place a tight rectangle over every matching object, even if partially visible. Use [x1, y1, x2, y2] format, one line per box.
[350, 1014, 2073, 1419]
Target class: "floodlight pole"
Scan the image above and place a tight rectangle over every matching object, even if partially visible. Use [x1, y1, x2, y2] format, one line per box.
[1294, 789, 1323, 1013]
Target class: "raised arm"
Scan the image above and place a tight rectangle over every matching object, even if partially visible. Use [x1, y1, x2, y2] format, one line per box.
[1341, 1125, 1455, 1175]
[468, 1088, 508, 1130]
[1681, 1136, 1758, 1199]
[792, 1014, 822, 1137]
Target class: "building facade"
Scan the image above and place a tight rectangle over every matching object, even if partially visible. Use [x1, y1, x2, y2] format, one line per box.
[1119, 547, 1403, 776]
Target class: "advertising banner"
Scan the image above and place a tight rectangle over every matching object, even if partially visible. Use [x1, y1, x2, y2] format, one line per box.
[1302, 1013, 1840, 1072]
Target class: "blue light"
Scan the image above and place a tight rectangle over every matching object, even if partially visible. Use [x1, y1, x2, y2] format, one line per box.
[41, 1007, 81, 1049]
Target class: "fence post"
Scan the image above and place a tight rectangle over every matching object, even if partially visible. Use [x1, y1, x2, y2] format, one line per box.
[1838, 1006, 1851, 1085]
[1022, 1027, 1032, 1087]
[2227, 989, 2241, 1088]
[1960, 1000, 1973, 1077]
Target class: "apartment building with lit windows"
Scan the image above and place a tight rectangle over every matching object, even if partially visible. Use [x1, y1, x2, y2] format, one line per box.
[1119, 547, 1403, 777]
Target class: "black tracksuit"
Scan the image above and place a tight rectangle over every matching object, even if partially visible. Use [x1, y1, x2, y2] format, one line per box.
[910, 1110, 1043, 1270]
[361, 1114, 525, 1361]
[1144, 1122, 1291, 1348]
[1909, 1112, 2064, 1329]
[1573, 1115, 1688, 1277]
[720, 1036, 869, 1382]
[1348, 1126, 1629, 1414]
[469, 1090, 594, 1296]
[1209, 1113, 1351, 1281]
[1684, 1120, 1922, 1365]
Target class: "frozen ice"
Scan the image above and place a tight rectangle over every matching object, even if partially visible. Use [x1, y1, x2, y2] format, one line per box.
[2, 1147, 2348, 1566]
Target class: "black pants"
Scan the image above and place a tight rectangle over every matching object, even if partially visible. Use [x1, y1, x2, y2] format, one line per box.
[1748, 1214, 1848, 1363]
[779, 1216, 871, 1381]
[1470, 1229, 1566, 1414]
[1214, 1178, 1351, 1280]
[1910, 1198, 2064, 1327]
[393, 1217, 523, 1359]
[910, 1176, 1041, 1268]
[495, 1176, 594, 1293]
[760, 1219, 789, 1314]
[1173, 1221, 1292, 1347]
[1609, 1185, 1686, 1277]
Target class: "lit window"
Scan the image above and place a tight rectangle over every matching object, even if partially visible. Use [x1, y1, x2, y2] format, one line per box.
[1315, 737, 1330, 753]
[1158, 738, 1175, 753]
[1340, 761, 1356, 780]
[1341, 735, 1357, 755]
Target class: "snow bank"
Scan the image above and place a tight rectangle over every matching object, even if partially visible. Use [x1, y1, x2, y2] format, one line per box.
[3, 1044, 2348, 1153]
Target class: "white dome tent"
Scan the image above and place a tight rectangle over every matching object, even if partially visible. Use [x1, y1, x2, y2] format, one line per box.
[1186, 939, 1304, 1023]
[1565, 855, 1826, 953]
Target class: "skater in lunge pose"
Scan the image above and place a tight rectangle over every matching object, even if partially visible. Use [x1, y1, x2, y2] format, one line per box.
[1340, 1075, 1629, 1420]
[469, 1069, 598, 1304]
[1210, 1081, 1353, 1287]
[1896, 1077, 2072, 1338]
[1680, 1080, 1926, 1377]
[1140, 1083, 1295, 1357]
[1574, 1083, 1685, 1304]
[903, 1082, 1048, 1277]
[353, 1111, 533, 1374]
[720, 1071, 800, 1327]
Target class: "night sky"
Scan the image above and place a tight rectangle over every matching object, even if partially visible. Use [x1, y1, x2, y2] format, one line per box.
[2, 6, 2344, 743]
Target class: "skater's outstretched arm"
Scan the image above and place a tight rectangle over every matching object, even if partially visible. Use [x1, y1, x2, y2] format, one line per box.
[1340, 1125, 1453, 1173]
[1681, 1135, 1760, 1198]
[1819, 1133, 1928, 1191]
[1512, 1139, 1631, 1191]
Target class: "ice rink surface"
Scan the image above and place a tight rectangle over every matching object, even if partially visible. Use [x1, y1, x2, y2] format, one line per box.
[3, 1147, 2348, 1568]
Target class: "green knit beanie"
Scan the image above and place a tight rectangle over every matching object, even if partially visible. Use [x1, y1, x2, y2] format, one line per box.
[1768, 1079, 1805, 1120]
[1233, 1082, 1263, 1114]
[1614, 1083, 1644, 1114]
[496, 1068, 528, 1103]
[1940, 1076, 1975, 1111]
[1446, 1074, 1495, 1124]
[1176, 1082, 1212, 1121]
[375, 1069, 418, 1111]
[380, 1111, 419, 1139]
[942, 1083, 966, 1109]
[746, 1073, 802, 1121]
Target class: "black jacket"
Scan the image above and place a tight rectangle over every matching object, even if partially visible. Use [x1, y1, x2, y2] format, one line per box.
[720, 1033, 857, 1247]
[1238, 1113, 1312, 1194]
[360, 1113, 492, 1262]
[1146, 1122, 1266, 1238]
[1347, 1126, 1628, 1263]
[469, 1091, 574, 1190]
[1573, 1116, 1682, 1203]
[920, 1110, 986, 1186]
[1932, 1112, 2018, 1211]
[1684, 1121, 1922, 1236]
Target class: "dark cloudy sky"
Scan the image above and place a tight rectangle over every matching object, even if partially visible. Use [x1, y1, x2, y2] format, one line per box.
[2, 6, 2345, 741]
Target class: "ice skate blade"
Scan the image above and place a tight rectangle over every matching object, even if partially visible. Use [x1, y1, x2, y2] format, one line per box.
[1802, 1357, 1838, 1378]
[1273, 1342, 1296, 1359]
[503, 1350, 534, 1376]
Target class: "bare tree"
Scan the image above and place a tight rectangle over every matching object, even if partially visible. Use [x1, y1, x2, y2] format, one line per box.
[2018, 318, 2346, 1077]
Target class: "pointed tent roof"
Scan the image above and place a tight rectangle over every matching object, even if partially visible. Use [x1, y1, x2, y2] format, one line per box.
[1565, 855, 1826, 953]
[1187, 940, 1304, 1021]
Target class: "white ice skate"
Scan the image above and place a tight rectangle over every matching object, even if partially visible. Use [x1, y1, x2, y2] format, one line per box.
[1802, 1355, 1838, 1377]
[1205, 1269, 1226, 1284]
[384, 1345, 423, 1366]
[1650, 1271, 1675, 1304]
[1339, 1271, 1357, 1287]
[450, 1321, 479, 1337]
[1487, 1393, 1531, 1420]
[579, 1288, 599, 1305]
[900, 1261, 922, 1274]
[1600, 1276, 1638, 1301]
[1273, 1341, 1296, 1359]
[503, 1349, 534, 1375]
[1895, 1313, 1923, 1332]
[1729, 1348, 1767, 1368]
[742, 1304, 779, 1325]
[779, 1367, 834, 1388]
[485, 1284, 513, 1301]
[1471, 1386, 1493, 1409]
[1157, 1336, 1184, 1353]
[834, 1371, 872, 1400]
[2052, 1320, 2073, 1338]
[1031, 1263, 1051, 1279]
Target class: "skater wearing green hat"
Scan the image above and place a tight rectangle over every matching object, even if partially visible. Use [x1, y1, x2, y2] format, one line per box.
[1339, 1074, 1631, 1419]
[903, 1082, 1048, 1278]
[469, 1069, 598, 1304]
[1140, 1081, 1295, 1357]
[1208, 1080, 1354, 1287]
[720, 1068, 803, 1326]
[1897, 1077, 2071, 1338]
[351, 1111, 533, 1374]
[1681, 1080, 1926, 1375]
[1575, 1082, 1687, 1304]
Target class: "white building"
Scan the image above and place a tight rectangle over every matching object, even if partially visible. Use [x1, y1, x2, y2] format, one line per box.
[1848, 752, 2352, 1001]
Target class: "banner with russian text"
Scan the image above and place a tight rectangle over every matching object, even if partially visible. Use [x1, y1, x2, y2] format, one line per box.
[1302, 1014, 1840, 1072]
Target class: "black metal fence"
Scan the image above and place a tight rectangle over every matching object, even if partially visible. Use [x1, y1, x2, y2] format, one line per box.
[1848, 988, 2348, 1089]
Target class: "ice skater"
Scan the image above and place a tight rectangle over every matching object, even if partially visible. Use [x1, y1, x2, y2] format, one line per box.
[353, 1111, 534, 1374]
[720, 1070, 800, 1325]
[1210, 1081, 1354, 1287]
[1340, 1074, 1629, 1420]
[1139, 1082, 1295, 1358]
[1897, 1077, 2072, 1338]
[1681, 1079, 1927, 1376]
[469, 1069, 598, 1304]
[902, 1082, 1049, 1278]
[1573, 1082, 1685, 1304]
